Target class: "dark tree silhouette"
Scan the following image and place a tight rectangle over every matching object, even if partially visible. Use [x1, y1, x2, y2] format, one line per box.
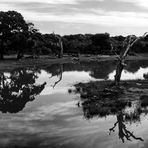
[113, 33, 148, 85]
[0, 11, 29, 59]
[0, 69, 46, 113]
[109, 112, 144, 143]
[53, 32, 64, 58]
[11, 32, 28, 59]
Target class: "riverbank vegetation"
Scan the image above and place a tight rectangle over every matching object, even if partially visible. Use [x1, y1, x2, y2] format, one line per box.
[0, 10, 148, 60]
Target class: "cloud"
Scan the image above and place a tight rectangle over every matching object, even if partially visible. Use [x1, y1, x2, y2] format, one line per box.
[0, 0, 104, 5]
[1, 1, 148, 28]
[0, 0, 78, 5]
[1, 0, 148, 35]
[117, 0, 148, 9]
[19, 9, 148, 28]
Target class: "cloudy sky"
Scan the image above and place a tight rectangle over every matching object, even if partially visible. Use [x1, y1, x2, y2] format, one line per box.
[1, 0, 148, 36]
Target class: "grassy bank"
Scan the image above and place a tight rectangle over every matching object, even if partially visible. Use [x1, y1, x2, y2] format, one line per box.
[0, 54, 148, 72]
[70, 79, 148, 119]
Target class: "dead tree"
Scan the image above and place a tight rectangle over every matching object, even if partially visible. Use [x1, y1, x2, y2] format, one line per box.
[109, 112, 144, 143]
[112, 33, 148, 85]
[53, 32, 63, 58]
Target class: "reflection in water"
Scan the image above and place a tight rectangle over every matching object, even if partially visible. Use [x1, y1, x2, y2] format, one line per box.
[108, 67, 148, 80]
[0, 60, 148, 147]
[43, 60, 148, 84]
[36, 60, 148, 95]
[51, 64, 63, 88]
[70, 80, 148, 143]
[109, 112, 144, 143]
[125, 60, 148, 73]
[45, 61, 117, 80]
[0, 69, 46, 113]
[34, 60, 148, 95]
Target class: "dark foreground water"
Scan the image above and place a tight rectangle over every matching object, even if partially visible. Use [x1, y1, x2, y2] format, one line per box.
[0, 60, 148, 148]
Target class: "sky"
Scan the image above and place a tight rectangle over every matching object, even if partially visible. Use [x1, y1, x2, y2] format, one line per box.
[1, 0, 148, 36]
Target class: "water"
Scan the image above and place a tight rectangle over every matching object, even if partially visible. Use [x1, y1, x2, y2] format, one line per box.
[0, 60, 148, 148]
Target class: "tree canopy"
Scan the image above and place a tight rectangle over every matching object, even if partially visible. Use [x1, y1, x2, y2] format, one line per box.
[0, 11, 29, 59]
[0, 10, 148, 60]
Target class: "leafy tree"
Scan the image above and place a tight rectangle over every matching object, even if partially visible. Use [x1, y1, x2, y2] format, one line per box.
[91, 33, 111, 54]
[63, 34, 92, 55]
[0, 11, 29, 59]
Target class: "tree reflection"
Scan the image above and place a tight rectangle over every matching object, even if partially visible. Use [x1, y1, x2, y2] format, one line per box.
[109, 112, 144, 143]
[70, 82, 147, 143]
[47, 64, 63, 88]
[44, 61, 117, 80]
[44, 60, 148, 82]
[0, 69, 46, 113]
[125, 60, 148, 73]
[52, 64, 63, 88]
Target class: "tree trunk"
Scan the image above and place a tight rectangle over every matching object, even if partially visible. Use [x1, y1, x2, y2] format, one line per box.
[114, 34, 146, 85]
[114, 44, 131, 85]
[114, 60, 125, 85]
[59, 39, 63, 58]
[57, 38, 63, 58]
[53, 33, 63, 58]
[0, 39, 4, 60]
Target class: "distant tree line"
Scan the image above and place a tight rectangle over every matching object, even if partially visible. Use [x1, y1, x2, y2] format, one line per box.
[0, 10, 148, 60]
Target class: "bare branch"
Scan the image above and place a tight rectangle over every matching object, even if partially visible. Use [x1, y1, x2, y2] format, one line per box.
[52, 74, 62, 89]
[114, 32, 148, 85]
[52, 65, 63, 88]
[109, 121, 118, 134]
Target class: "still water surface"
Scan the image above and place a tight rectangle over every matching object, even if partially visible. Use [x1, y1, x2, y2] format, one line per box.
[0, 60, 148, 148]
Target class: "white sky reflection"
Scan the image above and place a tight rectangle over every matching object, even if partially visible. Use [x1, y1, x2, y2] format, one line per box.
[108, 67, 148, 80]
[36, 70, 97, 95]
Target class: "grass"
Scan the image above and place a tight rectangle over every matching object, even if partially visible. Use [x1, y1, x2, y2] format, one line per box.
[70, 79, 148, 119]
[0, 54, 148, 72]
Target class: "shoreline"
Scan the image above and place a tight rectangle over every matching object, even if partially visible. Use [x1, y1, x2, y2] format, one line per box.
[0, 54, 148, 72]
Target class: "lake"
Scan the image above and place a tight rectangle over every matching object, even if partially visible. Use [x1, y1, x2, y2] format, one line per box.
[0, 60, 148, 148]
